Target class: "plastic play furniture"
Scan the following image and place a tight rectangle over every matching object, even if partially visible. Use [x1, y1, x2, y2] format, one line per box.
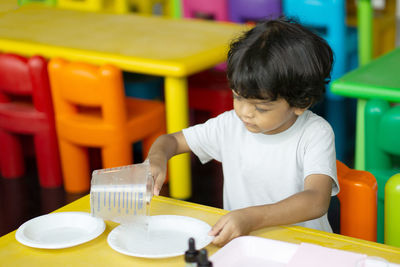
[283, 0, 358, 163]
[182, 0, 228, 21]
[48, 58, 166, 193]
[228, 0, 281, 23]
[0, 4, 245, 199]
[385, 173, 400, 247]
[364, 99, 400, 243]
[188, 69, 233, 123]
[347, 0, 396, 59]
[130, 0, 173, 16]
[18, 0, 56, 5]
[336, 160, 377, 242]
[0, 54, 62, 188]
[58, 0, 129, 13]
[331, 47, 400, 175]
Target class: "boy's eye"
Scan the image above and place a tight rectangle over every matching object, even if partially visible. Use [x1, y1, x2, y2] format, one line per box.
[255, 106, 269, 113]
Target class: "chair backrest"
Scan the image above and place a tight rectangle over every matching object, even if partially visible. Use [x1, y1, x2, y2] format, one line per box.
[48, 58, 128, 126]
[131, 0, 172, 16]
[228, 0, 282, 23]
[336, 160, 377, 241]
[385, 173, 400, 247]
[283, 0, 346, 82]
[0, 53, 54, 115]
[182, 0, 228, 21]
[365, 99, 400, 171]
[18, 0, 57, 6]
[58, 0, 128, 13]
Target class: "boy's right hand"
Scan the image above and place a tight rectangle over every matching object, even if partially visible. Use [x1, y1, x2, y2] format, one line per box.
[147, 156, 167, 196]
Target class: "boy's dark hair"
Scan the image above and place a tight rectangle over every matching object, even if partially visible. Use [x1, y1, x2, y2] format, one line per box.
[227, 17, 333, 108]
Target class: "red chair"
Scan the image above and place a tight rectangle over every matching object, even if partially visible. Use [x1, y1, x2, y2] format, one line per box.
[188, 69, 233, 124]
[0, 54, 62, 188]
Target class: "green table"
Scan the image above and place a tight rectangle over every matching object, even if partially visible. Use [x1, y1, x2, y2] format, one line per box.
[331, 48, 400, 170]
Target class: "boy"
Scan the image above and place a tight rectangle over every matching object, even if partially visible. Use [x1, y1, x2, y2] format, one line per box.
[147, 17, 339, 247]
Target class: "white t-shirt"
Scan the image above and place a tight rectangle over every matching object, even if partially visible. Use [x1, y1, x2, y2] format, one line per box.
[182, 110, 339, 232]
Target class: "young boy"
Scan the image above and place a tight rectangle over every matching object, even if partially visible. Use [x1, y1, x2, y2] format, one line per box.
[147, 17, 339, 247]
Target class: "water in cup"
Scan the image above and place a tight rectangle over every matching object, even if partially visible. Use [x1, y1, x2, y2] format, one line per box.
[90, 160, 153, 224]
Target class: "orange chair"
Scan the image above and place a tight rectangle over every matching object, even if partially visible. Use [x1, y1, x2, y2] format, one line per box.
[336, 160, 377, 242]
[48, 58, 165, 193]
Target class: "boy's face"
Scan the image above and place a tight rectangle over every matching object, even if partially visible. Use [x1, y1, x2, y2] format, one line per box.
[233, 91, 305, 135]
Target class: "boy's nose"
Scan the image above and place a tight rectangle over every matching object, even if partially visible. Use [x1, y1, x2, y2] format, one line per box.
[240, 102, 255, 119]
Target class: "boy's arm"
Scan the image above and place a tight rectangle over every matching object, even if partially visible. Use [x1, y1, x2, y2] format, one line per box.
[209, 174, 333, 246]
[146, 131, 191, 195]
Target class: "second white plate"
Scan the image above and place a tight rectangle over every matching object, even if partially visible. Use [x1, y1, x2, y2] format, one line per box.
[15, 212, 105, 249]
[107, 215, 214, 258]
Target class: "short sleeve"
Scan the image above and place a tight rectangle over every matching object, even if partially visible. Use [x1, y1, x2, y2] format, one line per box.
[182, 112, 231, 164]
[302, 120, 339, 196]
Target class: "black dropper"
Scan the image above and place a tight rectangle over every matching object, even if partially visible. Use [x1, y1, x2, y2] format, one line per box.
[197, 249, 213, 267]
[185, 237, 199, 265]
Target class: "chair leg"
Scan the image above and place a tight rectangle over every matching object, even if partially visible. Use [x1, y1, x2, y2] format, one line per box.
[101, 142, 133, 168]
[33, 130, 63, 188]
[0, 129, 25, 178]
[59, 139, 90, 193]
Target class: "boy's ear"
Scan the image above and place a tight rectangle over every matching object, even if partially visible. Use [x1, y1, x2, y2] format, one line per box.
[294, 107, 308, 116]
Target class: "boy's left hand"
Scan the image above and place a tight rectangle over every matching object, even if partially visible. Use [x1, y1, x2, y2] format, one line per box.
[208, 209, 254, 247]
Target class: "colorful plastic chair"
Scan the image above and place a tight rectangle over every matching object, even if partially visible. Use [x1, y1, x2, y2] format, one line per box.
[130, 0, 173, 16]
[182, 0, 228, 21]
[48, 58, 166, 193]
[336, 160, 377, 242]
[228, 0, 282, 23]
[0, 54, 62, 188]
[365, 99, 400, 243]
[57, 0, 129, 13]
[347, 0, 396, 59]
[385, 173, 400, 247]
[18, 0, 56, 5]
[283, 0, 358, 162]
[188, 69, 233, 124]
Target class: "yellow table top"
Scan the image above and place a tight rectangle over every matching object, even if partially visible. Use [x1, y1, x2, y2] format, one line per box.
[0, 4, 246, 76]
[1, 195, 399, 266]
[0, 0, 18, 14]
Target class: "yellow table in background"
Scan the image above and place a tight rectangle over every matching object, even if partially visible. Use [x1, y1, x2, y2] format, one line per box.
[0, 195, 399, 266]
[0, 4, 246, 199]
[0, 0, 19, 13]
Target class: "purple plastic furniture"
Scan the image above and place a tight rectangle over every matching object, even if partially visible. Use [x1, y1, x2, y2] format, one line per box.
[228, 0, 282, 23]
[183, 0, 228, 21]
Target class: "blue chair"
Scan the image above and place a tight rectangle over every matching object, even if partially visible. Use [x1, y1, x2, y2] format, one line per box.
[283, 0, 358, 162]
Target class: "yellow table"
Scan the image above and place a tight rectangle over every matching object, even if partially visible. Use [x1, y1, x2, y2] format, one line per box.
[0, 0, 19, 13]
[0, 195, 399, 266]
[0, 4, 246, 199]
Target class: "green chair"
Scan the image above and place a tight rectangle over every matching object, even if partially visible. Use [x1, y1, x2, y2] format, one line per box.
[18, 0, 57, 6]
[365, 99, 400, 243]
[385, 173, 400, 247]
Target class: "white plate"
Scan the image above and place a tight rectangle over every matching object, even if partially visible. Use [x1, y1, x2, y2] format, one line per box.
[15, 212, 105, 249]
[107, 215, 214, 258]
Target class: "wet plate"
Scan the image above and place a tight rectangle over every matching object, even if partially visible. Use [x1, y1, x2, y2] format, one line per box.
[107, 215, 214, 258]
[15, 212, 105, 249]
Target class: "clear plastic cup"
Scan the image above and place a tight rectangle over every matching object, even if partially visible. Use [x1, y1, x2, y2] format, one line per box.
[90, 160, 153, 224]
